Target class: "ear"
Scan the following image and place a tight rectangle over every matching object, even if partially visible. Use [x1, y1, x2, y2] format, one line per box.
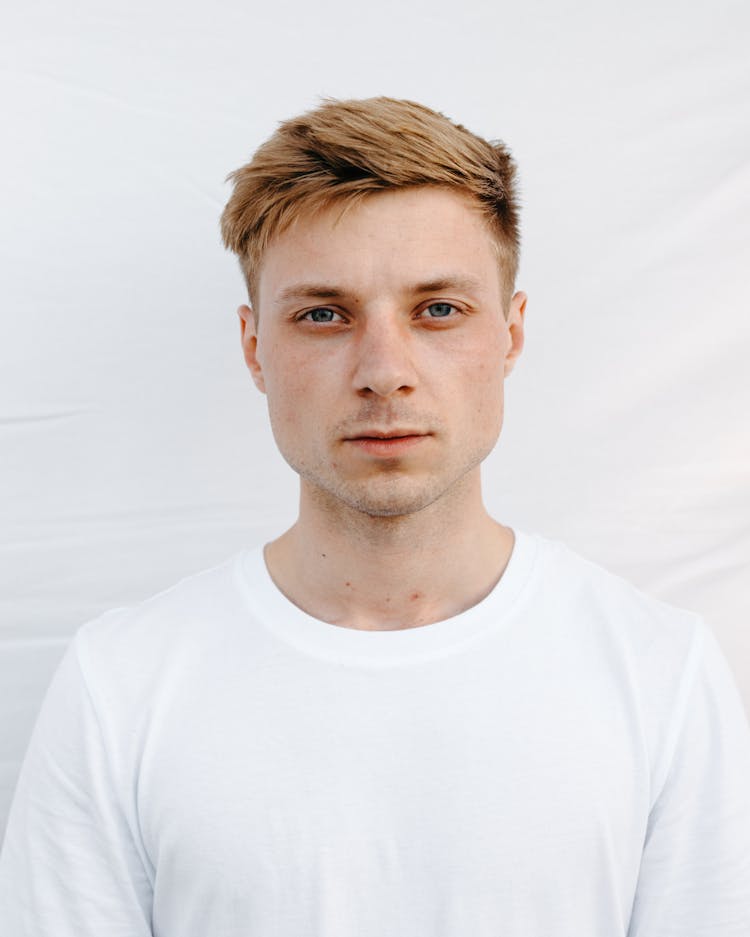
[237, 304, 266, 393]
[503, 291, 527, 377]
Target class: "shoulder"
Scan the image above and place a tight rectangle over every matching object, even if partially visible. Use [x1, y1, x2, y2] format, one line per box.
[69, 550, 253, 708]
[522, 532, 740, 793]
[527, 529, 704, 639]
[522, 530, 709, 698]
[79, 551, 242, 640]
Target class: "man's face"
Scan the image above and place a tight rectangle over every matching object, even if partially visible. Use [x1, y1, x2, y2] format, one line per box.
[238, 186, 526, 518]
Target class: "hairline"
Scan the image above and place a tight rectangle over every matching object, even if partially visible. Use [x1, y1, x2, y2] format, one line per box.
[242, 185, 515, 320]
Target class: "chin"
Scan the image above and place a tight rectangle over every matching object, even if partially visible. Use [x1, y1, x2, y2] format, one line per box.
[311, 475, 456, 519]
[347, 498, 434, 519]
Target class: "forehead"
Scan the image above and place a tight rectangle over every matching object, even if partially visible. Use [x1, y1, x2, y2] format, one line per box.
[256, 187, 502, 308]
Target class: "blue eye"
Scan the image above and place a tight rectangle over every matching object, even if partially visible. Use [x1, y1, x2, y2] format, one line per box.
[424, 302, 456, 318]
[303, 308, 339, 323]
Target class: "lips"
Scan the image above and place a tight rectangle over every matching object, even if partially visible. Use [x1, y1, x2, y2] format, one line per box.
[346, 429, 426, 440]
[343, 430, 429, 457]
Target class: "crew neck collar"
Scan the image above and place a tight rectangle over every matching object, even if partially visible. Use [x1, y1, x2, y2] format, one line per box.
[234, 528, 539, 666]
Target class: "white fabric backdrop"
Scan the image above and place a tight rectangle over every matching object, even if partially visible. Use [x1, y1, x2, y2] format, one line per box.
[1, 0, 748, 840]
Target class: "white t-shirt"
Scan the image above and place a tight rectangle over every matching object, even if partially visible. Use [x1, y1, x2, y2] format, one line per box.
[1, 529, 749, 936]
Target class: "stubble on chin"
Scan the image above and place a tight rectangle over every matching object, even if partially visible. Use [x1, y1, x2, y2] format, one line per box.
[302, 472, 441, 520]
[298, 448, 490, 522]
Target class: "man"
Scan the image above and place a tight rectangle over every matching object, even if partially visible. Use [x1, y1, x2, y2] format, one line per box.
[1, 96, 749, 936]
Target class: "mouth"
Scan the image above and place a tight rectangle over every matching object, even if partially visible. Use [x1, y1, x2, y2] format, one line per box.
[343, 430, 430, 456]
[345, 427, 428, 439]
[350, 431, 424, 440]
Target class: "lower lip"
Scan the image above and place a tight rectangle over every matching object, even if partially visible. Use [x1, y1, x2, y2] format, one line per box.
[346, 435, 428, 456]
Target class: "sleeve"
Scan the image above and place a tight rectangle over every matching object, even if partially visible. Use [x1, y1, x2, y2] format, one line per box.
[0, 634, 154, 936]
[627, 619, 750, 936]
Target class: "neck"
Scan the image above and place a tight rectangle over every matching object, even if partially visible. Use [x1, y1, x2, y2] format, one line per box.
[263, 473, 515, 631]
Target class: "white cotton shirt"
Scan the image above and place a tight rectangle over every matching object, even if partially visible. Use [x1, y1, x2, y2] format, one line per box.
[1, 529, 749, 936]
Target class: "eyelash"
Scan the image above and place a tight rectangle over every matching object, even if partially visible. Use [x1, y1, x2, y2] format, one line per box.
[417, 302, 459, 320]
[298, 302, 461, 323]
[298, 308, 345, 323]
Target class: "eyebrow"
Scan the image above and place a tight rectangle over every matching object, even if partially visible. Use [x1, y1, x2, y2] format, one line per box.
[273, 274, 485, 306]
[411, 275, 485, 296]
[274, 284, 347, 305]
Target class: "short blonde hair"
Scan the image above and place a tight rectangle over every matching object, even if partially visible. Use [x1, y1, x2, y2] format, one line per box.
[220, 96, 520, 312]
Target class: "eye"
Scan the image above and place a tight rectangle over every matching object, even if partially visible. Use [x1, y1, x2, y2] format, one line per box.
[419, 302, 458, 319]
[300, 307, 343, 323]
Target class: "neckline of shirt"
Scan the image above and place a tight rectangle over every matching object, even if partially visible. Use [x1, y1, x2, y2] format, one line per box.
[234, 527, 540, 666]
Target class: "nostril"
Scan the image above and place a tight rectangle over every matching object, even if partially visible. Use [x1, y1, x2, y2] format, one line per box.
[357, 384, 414, 398]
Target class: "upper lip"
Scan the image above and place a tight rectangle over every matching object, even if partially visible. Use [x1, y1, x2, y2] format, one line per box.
[346, 429, 427, 439]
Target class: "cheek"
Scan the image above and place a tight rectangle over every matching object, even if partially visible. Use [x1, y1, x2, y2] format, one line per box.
[454, 335, 505, 381]
[457, 344, 506, 426]
[262, 351, 323, 432]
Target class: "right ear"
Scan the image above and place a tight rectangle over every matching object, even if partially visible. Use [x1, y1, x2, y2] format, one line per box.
[237, 304, 266, 393]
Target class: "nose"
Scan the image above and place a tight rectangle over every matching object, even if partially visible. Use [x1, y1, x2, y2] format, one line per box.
[351, 314, 418, 398]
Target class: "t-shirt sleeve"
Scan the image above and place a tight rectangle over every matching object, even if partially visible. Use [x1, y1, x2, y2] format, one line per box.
[0, 633, 153, 935]
[628, 619, 750, 936]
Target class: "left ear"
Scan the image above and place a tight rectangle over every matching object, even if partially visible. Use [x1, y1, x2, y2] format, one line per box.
[237, 304, 266, 393]
[503, 291, 527, 377]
